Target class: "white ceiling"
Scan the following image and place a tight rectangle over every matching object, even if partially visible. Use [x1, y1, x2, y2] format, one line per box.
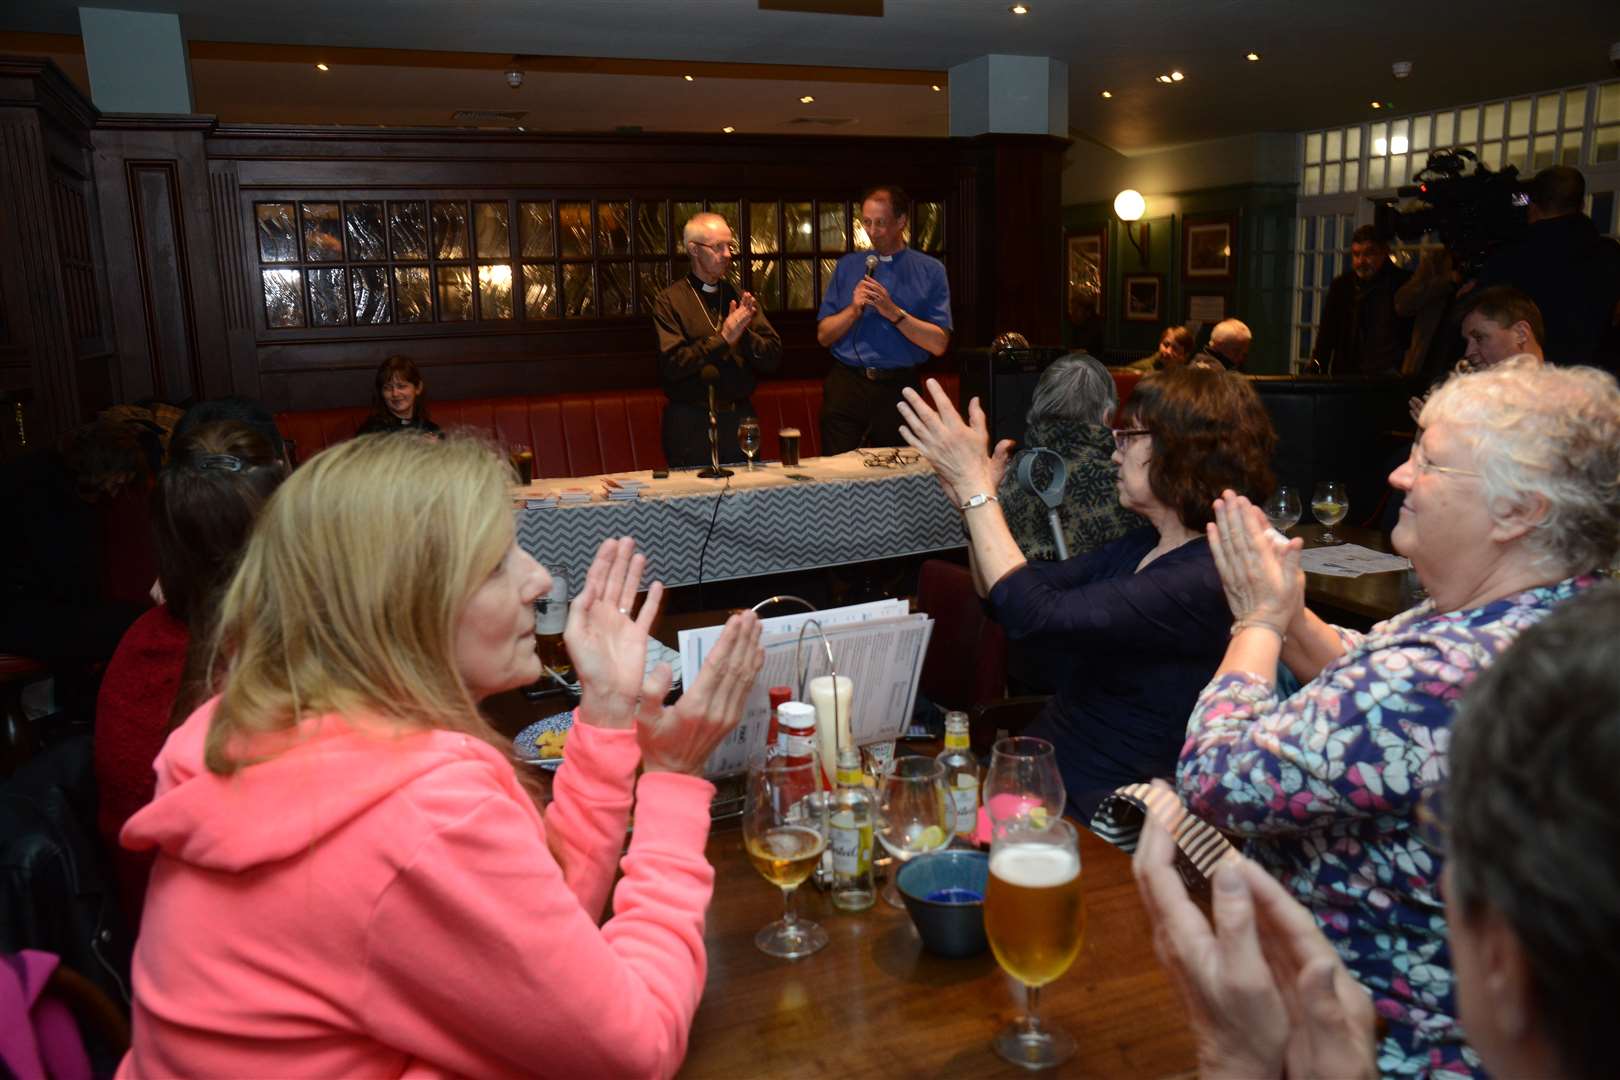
[7, 0, 1620, 150]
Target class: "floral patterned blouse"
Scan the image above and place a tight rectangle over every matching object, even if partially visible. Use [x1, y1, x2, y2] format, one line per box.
[1177, 576, 1596, 1078]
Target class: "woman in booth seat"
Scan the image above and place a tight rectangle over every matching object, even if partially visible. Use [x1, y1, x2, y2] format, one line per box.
[357, 354, 442, 437]
[898, 366, 1276, 819]
[1181, 359, 1620, 1077]
[118, 434, 762, 1079]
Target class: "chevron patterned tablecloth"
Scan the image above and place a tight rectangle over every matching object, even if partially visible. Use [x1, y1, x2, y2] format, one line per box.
[515, 452, 966, 588]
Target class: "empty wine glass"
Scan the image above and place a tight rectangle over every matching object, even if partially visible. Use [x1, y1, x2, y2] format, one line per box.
[1311, 480, 1349, 544]
[1263, 484, 1303, 534]
[875, 756, 951, 908]
[982, 736, 1066, 836]
[744, 753, 830, 959]
[737, 415, 762, 471]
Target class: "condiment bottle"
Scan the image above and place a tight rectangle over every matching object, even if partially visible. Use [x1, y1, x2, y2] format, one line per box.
[776, 702, 818, 770]
[765, 685, 793, 759]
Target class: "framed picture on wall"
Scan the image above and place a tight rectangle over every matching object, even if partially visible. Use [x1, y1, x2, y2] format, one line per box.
[1123, 274, 1162, 322]
[1065, 229, 1105, 319]
[1185, 214, 1235, 279]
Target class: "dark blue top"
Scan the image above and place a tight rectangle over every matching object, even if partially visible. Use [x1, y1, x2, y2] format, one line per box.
[816, 247, 952, 370]
[986, 527, 1231, 820]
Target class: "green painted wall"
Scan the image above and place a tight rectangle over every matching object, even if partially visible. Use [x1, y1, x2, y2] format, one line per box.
[1063, 182, 1297, 374]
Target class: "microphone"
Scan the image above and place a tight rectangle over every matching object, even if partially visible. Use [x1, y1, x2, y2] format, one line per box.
[697, 363, 732, 478]
[864, 254, 878, 278]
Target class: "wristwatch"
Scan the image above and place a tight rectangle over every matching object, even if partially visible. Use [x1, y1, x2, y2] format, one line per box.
[959, 492, 999, 511]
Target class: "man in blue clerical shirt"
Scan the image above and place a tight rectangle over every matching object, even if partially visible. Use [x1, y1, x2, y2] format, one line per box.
[816, 185, 952, 454]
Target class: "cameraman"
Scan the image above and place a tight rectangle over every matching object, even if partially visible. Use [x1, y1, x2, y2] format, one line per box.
[1474, 166, 1620, 372]
[1312, 226, 1412, 375]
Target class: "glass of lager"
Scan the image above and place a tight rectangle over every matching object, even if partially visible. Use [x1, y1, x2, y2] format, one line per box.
[984, 816, 1084, 1069]
[743, 753, 830, 959]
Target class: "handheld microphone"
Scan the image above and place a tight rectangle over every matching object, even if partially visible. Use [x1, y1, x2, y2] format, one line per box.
[864, 254, 878, 278]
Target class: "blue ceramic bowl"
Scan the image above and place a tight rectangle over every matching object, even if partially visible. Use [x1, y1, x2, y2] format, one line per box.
[897, 850, 989, 958]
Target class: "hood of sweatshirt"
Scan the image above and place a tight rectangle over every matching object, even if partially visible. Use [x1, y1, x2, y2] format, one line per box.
[122, 697, 524, 873]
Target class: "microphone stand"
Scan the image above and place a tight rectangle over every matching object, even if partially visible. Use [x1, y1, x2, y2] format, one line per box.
[698, 382, 733, 479]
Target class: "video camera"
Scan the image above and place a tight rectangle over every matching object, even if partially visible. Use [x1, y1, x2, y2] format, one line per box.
[1372, 148, 1528, 272]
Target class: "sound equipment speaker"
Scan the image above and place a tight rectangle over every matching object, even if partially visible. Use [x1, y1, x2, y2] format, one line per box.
[957, 345, 1069, 446]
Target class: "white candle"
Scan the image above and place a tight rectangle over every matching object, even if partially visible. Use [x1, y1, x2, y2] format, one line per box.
[808, 675, 853, 784]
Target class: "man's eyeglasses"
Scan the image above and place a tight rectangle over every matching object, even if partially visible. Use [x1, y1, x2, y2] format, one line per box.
[1111, 428, 1150, 451]
[690, 240, 736, 256]
[859, 448, 920, 469]
[1410, 442, 1481, 479]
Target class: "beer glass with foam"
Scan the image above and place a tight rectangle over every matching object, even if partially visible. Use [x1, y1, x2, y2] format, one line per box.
[743, 753, 830, 959]
[984, 816, 1084, 1068]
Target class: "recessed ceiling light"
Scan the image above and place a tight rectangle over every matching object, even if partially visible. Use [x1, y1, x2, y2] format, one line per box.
[1100, 90, 1113, 99]
[722, 125, 735, 133]
[1370, 100, 1382, 109]
[1245, 52, 1260, 62]
[1009, 3, 1029, 14]
[930, 84, 941, 92]
[1169, 71, 1185, 82]
[315, 63, 329, 72]
[800, 94, 815, 104]
[683, 74, 694, 82]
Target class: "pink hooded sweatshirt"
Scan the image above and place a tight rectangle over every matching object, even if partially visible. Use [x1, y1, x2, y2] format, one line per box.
[117, 699, 715, 1079]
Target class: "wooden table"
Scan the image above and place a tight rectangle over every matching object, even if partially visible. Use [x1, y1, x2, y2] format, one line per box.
[1298, 523, 1414, 629]
[680, 826, 1197, 1078]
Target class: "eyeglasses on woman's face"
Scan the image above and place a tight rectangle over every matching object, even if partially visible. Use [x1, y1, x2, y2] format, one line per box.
[1409, 441, 1481, 479]
[1111, 427, 1150, 451]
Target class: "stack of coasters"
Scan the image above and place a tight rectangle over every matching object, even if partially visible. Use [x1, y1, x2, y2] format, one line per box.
[557, 487, 593, 505]
[605, 477, 647, 501]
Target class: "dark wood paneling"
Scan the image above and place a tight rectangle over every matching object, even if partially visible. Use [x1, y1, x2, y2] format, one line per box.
[128, 161, 201, 399]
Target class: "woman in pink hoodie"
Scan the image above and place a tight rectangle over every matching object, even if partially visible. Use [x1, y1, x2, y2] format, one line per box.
[117, 432, 763, 1079]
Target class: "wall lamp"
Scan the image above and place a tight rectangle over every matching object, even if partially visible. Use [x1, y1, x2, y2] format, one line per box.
[1114, 189, 1149, 266]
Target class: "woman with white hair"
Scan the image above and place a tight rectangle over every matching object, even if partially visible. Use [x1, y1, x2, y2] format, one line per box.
[1178, 359, 1620, 1078]
[118, 433, 764, 1078]
[997, 353, 1145, 561]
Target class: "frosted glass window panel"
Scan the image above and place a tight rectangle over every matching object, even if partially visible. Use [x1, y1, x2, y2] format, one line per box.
[389, 201, 428, 261]
[1345, 127, 1362, 160]
[1483, 103, 1505, 141]
[786, 259, 813, 309]
[1565, 89, 1588, 128]
[1410, 116, 1430, 153]
[819, 203, 845, 251]
[519, 202, 555, 258]
[600, 262, 631, 316]
[562, 264, 593, 317]
[431, 202, 468, 260]
[1480, 142, 1503, 170]
[1322, 162, 1341, 195]
[1370, 122, 1388, 155]
[1344, 160, 1361, 192]
[522, 264, 557, 320]
[351, 266, 390, 324]
[301, 203, 343, 262]
[1458, 107, 1479, 144]
[435, 265, 472, 321]
[344, 202, 386, 262]
[1299, 215, 1316, 251]
[261, 268, 303, 326]
[1388, 154, 1407, 185]
[1305, 132, 1322, 164]
[915, 201, 944, 252]
[1434, 112, 1454, 148]
[636, 201, 668, 256]
[393, 267, 431, 322]
[1533, 135, 1557, 171]
[708, 202, 740, 236]
[672, 202, 703, 242]
[307, 268, 348, 325]
[1324, 129, 1341, 161]
[1367, 157, 1385, 189]
[1561, 132, 1584, 167]
[749, 202, 779, 255]
[474, 202, 511, 259]
[1505, 139, 1527, 171]
[1537, 94, 1559, 133]
[819, 256, 838, 300]
[1596, 127, 1620, 164]
[784, 202, 814, 253]
[477, 264, 514, 319]
[851, 207, 872, 250]
[255, 203, 298, 263]
[636, 261, 670, 315]
[1303, 165, 1322, 195]
[598, 202, 631, 257]
[750, 258, 782, 311]
[559, 202, 592, 257]
[1508, 98, 1531, 136]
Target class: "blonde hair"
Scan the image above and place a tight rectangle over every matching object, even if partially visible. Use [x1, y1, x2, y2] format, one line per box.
[203, 432, 517, 775]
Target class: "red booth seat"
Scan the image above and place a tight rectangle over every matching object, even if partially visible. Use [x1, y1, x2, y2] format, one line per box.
[274, 374, 960, 478]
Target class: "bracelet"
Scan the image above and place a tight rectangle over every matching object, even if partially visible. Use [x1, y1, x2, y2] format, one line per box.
[1230, 619, 1285, 641]
[890, 310, 906, 325]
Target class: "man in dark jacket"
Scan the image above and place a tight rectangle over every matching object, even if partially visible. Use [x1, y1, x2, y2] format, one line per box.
[1474, 166, 1620, 373]
[1312, 225, 1412, 375]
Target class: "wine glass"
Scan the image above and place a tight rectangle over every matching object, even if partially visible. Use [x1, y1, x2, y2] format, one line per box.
[1262, 483, 1303, 534]
[982, 736, 1066, 836]
[1311, 480, 1349, 544]
[743, 753, 830, 959]
[875, 755, 951, 908]
[985, 816, 1085, 1069]
[737, 415, 762, 471]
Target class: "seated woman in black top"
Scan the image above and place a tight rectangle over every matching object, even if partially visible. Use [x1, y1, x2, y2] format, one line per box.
[356, 355, 442, 437]
[898, 368, 1275, 820]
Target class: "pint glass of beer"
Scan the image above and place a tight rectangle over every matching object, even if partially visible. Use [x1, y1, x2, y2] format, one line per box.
[509, 442, 534, 485]
[533, 574, 570, 682]
[984, 816, 1084, 1068]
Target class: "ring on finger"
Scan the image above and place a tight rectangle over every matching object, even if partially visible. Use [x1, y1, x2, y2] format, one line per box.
[618, 606, 631, 616]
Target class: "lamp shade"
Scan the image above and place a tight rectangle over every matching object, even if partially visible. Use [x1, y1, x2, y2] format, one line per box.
[1113, 189, 1146, 222]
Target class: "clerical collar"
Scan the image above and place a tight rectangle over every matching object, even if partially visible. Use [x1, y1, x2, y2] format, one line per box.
[687, 272, 723, 295]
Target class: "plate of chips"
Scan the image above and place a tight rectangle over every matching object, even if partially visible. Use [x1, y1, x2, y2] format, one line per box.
[513, 711, 574, 768]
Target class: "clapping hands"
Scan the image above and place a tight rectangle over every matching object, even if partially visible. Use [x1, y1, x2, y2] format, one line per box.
[721, 292, 759, 345]
[897, 378, 1015, 506]
[1207, 490, 1305, 637]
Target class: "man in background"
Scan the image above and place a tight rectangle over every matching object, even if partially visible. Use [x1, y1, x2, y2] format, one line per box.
[1312, 225, 1412, 375]
[816, 185, 952, 454]
[1190, 319, 1252, 371]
